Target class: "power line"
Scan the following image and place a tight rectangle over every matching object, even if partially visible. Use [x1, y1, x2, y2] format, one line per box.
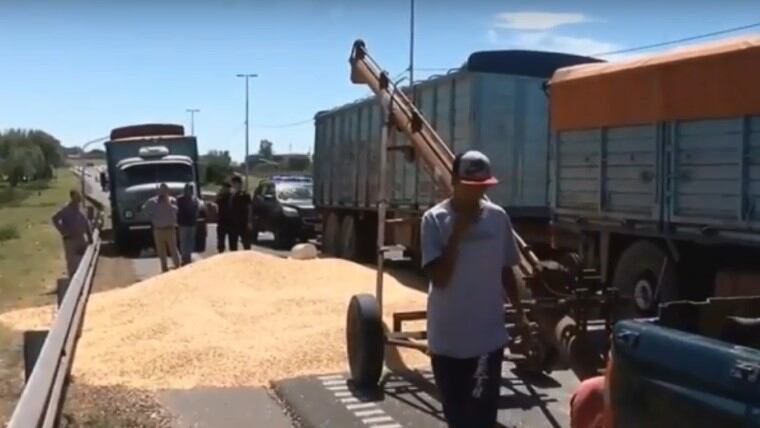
[254, 118, 313, 129]
[593, 21, 760, 57]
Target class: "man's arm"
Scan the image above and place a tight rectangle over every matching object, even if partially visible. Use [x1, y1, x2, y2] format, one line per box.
[51, 207, 65, 235]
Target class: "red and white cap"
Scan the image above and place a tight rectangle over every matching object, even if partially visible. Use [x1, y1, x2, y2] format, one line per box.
[453, 150, 498, 186]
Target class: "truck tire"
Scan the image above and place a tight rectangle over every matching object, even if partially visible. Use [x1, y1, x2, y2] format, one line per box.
[346, 294, 384, 389]
[323, 213, 341, 256]
[612, 240, 678, 318]
[114, 225, 132, 254]
[339, 216, 358, 261]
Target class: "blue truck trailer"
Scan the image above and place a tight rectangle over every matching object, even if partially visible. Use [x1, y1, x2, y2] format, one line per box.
[313, 49, 600, 261]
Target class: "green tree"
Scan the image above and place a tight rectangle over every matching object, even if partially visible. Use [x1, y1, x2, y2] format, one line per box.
[200, 150, 233, 185]
[3, 141, 46, 186]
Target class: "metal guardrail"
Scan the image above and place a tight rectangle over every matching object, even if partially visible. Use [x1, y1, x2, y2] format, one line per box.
[7, 197, 103, 427]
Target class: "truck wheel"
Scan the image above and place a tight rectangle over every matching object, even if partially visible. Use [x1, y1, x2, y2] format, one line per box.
[346, 294, 384, 389]
[323, 213, 341, 256]
[339, 216, 358, 261]
[115, 226, 132, 254]
[612, 240, 678, 318]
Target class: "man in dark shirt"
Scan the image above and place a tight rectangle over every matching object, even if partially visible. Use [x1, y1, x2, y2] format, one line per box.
[216, 181, 232, 252]
[177, 182, 200, 265]
[228, 175, 252, 251]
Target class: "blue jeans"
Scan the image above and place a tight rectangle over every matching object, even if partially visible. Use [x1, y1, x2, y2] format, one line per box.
[178, 226, 196, 265]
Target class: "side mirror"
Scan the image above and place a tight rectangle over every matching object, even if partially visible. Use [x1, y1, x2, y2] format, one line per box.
[263, 194, 275, 201]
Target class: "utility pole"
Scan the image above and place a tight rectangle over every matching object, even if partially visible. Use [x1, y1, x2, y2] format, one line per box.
[409, 0, 415, 102]
[236, 73, 258, 190]
[185, 108, 200, 136]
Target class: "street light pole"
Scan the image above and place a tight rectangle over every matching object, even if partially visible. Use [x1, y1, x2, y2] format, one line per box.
[236, 73, 258, 190]
[185, 108, 200, 136]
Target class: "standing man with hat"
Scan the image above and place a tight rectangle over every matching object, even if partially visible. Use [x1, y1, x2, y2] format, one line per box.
[420, 150, 528, 428]
[52, 189, 92, 279]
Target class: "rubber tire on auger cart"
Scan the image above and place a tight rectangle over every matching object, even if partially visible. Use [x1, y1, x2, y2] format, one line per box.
[612, 240, 678, 319]
[346, 293, 384, 389]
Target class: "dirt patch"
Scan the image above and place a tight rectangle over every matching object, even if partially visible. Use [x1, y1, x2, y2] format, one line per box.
[0, 252, 428, 391]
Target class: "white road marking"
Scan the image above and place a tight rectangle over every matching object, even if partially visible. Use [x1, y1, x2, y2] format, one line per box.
[346, 402, 377, 410]
[326, 384, 349, 391]
[318, 374, 344, 381]
[355, 408, 385, 418]
[362, 415, 394, 424]
[319, 374, 404, 427]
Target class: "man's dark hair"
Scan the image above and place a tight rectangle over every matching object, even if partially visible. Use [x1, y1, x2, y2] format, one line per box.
[230, 175, 242, 185]
[69, 189, 80, 198]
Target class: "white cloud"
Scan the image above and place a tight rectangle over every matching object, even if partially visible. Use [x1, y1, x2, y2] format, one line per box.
[488, 30, 619, 56]
[493, 12, 595, 31]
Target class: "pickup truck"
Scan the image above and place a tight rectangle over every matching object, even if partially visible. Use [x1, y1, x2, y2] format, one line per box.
[609, 296, 760, 427]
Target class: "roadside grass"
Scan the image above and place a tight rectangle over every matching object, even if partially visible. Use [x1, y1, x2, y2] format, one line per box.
[0, 169, 75, 312]
[0, 169, 76, 424]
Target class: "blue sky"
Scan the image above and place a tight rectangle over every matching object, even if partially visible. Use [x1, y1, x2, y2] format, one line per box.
[1, 0, 758, 160]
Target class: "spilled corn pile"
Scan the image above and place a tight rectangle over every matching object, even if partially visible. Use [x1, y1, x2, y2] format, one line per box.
[0, 252, 428, 390]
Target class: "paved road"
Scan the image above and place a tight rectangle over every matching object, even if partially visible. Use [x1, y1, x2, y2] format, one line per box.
[275, 366, 576, 428]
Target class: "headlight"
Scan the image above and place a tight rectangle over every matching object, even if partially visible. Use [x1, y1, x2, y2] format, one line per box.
[123, 209, 134, 219]
[282, 206, 299, 217]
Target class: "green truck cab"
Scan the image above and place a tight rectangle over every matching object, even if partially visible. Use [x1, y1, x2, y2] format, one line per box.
[610, 297, 760, 427]
[104, 124, 206, 253]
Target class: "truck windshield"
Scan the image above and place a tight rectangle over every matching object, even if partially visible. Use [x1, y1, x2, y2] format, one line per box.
[277, 183, 313, 201]
[122, 163, 193, 186]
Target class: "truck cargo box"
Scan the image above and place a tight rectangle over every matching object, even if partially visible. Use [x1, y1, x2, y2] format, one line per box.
[314, 50, 599, 218]
[549, 37, 760, 245]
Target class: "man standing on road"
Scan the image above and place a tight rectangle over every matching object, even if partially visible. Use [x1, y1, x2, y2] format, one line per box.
[52, 190, 92, 279]
[177, 182, 200, 265]
[228, 175, 252, 251]
[420, 150, 528, 428]
[143, 183, 180, 272]
[216, 181, 232, 252]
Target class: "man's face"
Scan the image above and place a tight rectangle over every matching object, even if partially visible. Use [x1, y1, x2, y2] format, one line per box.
[158, 185, 169, 197]
[453, 182, 487, 205]
[232, 182, 242, 192]
[71, 192, 82, 204]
